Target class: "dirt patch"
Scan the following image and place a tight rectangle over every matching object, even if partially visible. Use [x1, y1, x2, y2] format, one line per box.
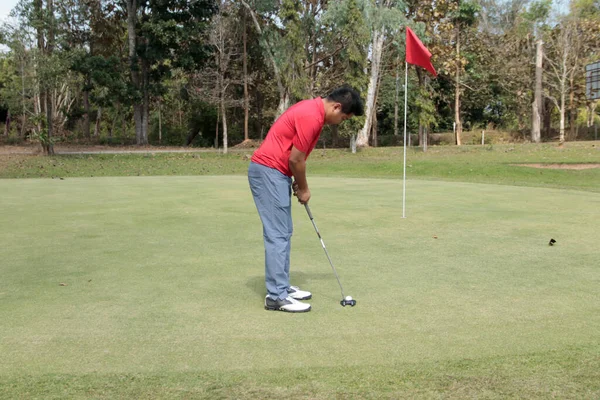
[0, 144, 209, 155]
[0, 144, 43, 155]
[232, 139, 262, 149]
[513, 163, 600, 170]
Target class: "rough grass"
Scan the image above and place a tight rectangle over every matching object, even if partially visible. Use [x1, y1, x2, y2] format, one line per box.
[1, 142, 600, 192]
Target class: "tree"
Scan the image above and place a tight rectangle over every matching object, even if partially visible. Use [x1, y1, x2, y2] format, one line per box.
[322, 0, 369, 150]
[544, 17, 579, 143]
[241, 6, 249, 141]
[60, 0, 126, 140]
[0, 24, 34, 139]
[198, 0, 242, 153]
[0, 56, 14, 136]
[405, 0, 456, 147]
[523, 0, 551, 143]
[567, 0, 600, 140]
[277, 0, 309, 103]
[124, 0, 216, 145]
[125, 0, 142, 143]
[356, 0, 406, 149]
[239, 0, 291, 117]
[451, 0, 479, 146]
[28, 0, 59, 154]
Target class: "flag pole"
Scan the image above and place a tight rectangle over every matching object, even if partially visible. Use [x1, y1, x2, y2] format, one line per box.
[402, 61, 408, 219]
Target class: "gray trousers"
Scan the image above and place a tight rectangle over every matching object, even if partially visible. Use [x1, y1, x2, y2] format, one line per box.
[248, 162, 293, 300]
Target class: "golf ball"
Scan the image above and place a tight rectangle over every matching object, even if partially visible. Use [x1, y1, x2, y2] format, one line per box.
[345, 296, 353, 301]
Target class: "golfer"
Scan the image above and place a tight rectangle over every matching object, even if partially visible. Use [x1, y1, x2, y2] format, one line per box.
[248, 87, 364, 312]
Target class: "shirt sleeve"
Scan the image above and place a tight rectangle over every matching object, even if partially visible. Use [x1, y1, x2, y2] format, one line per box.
[292, 114, 322, 154]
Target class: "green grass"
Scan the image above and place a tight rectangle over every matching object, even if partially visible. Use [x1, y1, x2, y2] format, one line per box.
[1, 173, 599, 398]
[1, 142, 600, 192]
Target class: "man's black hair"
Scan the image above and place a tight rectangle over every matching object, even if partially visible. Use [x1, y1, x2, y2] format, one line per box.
[327, 86, 364, 116]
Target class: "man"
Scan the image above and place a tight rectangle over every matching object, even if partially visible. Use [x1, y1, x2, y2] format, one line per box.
[248, 87, 364, 312]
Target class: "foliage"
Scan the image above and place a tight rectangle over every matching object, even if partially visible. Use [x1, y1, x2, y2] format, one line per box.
[0, 0, 598, 146]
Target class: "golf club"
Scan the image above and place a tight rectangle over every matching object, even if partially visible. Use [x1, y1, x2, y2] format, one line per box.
[304, 203, 356, 307]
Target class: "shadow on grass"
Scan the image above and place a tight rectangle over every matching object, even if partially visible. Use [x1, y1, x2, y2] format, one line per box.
[245, 271, 340, 300]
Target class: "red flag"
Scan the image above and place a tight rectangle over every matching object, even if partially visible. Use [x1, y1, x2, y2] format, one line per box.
[405, 27, 437, 77]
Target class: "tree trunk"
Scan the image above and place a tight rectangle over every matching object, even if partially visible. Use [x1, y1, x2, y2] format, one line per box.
[141, 58, 150, 145]
[94, 106, 102, 137]
[45, 94, 54, 155]
[371, 72, 383, 147]
[454, 25, 462, 146]
[134, 104, 143, 144]
[142, 102, 149, 145]
[84, 41, 93, 139]
[588, 102, 598, 128]
[4, 111, 10, 136]
[423, 127, 428, 152]
[110, 107, 117, 139]
[308, 3, 318, 96]
[531, 39, 543, 143]
[357, 28, 385, 149]
[221, 96, 228, 154]
[34, 0, 44, 66]
[278, 92, 290, 118]
[34, 0, 45, 148]
[569, 75, 576, 140]
[243, 13, 249, 141]
[215, 106, 220, 149]
[372, 109, 378, 147]
[394, 55, 400, 136]
[543, 97, 552, 139]
[331, 125, 339, 147]
[126, 0, 143, 145]
[83, 89, 91, 139]
[255, 90, 264, 140]
[310, 34, 317, 96]
[20, 55, 26, 138]
[158, 100, 162, 144]
[33, 84, 42, 137]
[186, 131, 199, 146]
[416, 69, 425, 149]
[121, 105, 126, 138]
[45, 0, 55, 155]
[559, 90, 566, 144]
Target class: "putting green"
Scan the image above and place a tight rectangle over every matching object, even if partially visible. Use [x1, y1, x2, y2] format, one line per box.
[1, 176, 598, 394]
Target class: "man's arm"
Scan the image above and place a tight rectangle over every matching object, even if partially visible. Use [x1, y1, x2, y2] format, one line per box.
[289, 146, 310, 204]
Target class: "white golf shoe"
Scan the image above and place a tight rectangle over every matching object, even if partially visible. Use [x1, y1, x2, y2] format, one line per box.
[264, 296, 311, 313]
[287, 286, 312, 300]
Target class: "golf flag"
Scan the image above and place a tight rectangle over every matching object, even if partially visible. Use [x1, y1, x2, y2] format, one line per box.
[401, 28, 436, 218]
[405, 27, 437, 77]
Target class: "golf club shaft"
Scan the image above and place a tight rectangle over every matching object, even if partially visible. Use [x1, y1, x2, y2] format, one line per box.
[304, 203, 345, 298]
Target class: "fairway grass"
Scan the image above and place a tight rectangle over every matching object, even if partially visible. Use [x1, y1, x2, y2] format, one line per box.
[1, 142, 600, 193]
[1, 176, 599, 398]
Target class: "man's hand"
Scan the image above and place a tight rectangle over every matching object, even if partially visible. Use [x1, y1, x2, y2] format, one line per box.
[293, 181, 310, 204]
[295, 188, 311, 204]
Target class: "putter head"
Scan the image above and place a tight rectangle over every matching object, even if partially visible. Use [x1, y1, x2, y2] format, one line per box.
[340, 299, 357, 307]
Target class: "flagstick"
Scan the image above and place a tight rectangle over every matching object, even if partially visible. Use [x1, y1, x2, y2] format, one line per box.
[402, 61, 408, 219]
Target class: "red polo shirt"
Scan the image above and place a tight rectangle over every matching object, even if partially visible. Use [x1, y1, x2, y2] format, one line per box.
[251, 98, 325, 177]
